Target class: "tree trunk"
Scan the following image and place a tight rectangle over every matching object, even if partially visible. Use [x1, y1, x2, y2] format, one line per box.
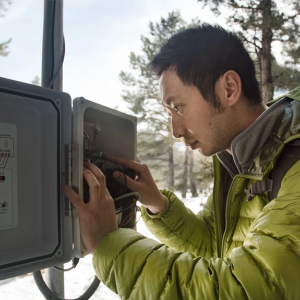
[167, 146, 174, 191]
[260, 0, 273, 103]
[182, 147, 189, 198]
[188, 148, 198, 197]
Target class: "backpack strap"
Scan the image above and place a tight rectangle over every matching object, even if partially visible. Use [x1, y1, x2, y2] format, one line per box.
[244, 179, 273, 202]
[268, 138, 300, 201]
[244, 139, 300, 202]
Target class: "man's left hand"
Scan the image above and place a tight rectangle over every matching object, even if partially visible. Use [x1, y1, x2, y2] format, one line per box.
[62, 163, 118, 255]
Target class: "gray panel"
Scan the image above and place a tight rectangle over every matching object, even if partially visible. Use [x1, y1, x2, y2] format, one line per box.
[72, 97, 137, 257]
[0, 95, 58, 261]
[73, 97, 137, 197]
[0, 77, 72, 280]
[84, 107, 136, 159]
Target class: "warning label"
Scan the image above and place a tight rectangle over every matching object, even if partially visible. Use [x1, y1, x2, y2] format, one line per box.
[0, 169, 13, 226]
[0, 123, 17, 229]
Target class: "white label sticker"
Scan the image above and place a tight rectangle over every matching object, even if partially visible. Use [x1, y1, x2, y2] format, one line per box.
[0, 123, 18, 229]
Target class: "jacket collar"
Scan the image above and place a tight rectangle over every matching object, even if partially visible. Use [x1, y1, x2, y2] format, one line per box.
[217, 97, 291, 175]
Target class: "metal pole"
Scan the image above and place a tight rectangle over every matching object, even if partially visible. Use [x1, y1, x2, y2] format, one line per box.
[42, 0, 63, 90]
[51, 0, 63, 91]
[41, 0, 53, 88]
[42, 0, 64, 297]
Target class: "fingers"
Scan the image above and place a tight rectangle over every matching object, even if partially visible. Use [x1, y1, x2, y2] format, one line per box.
[84, 163, 115, 203]
[84, 163, 107, 197]
[104, 154, 143, 173]
[83, 166, 105, 203]
[113, 171, 139, 192]
[63, 163, 112, 213]
[62, 184, 85, 211]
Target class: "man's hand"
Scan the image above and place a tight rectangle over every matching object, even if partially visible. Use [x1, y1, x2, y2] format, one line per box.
[106, 155, 166, 214]
[63, 163, 118, 255]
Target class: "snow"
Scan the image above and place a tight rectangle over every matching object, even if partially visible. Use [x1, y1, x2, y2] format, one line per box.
[0, 196, 206, 300]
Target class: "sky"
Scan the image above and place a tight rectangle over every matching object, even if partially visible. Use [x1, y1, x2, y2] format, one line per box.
[0, 0, 226, 113]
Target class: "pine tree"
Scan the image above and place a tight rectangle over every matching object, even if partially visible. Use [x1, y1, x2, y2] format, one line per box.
[120, 11, 201, 191]
[0, 0, 11, 57]
[195, 155, 214, 197]
[177, 147, 199, 198]
[174, 147, 212, 198]
[187, 147, 198, 197]
[31, 75, 41, 86]
[197, 0, 300, 102]
[177, 147, 188, 198]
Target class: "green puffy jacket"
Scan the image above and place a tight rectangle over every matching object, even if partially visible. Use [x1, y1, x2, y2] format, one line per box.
[93, 87, 300, 300]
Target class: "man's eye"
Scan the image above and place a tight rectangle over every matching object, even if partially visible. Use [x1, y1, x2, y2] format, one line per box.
[174, 105, 181, 112]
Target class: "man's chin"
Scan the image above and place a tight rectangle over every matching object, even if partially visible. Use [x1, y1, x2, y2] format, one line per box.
[197, 147, 215, 157]
[197, 148, 208, 156]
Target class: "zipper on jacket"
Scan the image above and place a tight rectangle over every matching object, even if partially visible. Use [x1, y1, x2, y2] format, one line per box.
[213, 157, 223, 257]
[221, 175, 239, 258]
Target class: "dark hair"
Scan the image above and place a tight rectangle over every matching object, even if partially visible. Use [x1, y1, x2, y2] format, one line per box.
[150, 24, 262, 109]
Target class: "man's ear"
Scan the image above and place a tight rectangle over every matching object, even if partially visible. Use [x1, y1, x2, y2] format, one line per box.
[216, 70, 242, 107]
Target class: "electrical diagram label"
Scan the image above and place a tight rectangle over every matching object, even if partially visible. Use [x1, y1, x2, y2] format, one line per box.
[0, 123, 18, 229]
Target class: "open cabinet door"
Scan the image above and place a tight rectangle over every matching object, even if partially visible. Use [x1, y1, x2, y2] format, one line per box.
[72, 97, 137, 258]
[0, 77, 73, 280]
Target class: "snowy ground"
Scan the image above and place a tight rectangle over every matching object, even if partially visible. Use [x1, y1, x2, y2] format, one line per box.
[1, 196, 206, 300]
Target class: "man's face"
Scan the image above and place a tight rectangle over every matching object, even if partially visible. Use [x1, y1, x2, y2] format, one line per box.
[160, 70, 237, 156]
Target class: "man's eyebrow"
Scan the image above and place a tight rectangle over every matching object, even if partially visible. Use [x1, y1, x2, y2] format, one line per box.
[164, 95, 178, 107]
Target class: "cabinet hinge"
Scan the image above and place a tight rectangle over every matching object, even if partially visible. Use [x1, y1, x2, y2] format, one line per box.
[64, 144, 78, 216]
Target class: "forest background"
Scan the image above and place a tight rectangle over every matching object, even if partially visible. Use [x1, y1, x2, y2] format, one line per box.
[1, 0, 300, 197]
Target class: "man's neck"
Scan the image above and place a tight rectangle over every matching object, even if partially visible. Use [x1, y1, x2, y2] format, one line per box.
[226, 102, 268, 155]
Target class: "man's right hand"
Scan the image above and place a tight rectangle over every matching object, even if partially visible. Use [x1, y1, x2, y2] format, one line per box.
[106, 155, 166, 214]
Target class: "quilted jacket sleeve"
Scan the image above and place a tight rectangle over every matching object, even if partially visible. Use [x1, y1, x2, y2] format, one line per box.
[141, 189, 216, 259]
[93, 229, 248, 300]
[92, 160, 300, 300]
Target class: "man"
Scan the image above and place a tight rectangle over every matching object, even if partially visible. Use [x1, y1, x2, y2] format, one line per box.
[63, 24, 300, 299]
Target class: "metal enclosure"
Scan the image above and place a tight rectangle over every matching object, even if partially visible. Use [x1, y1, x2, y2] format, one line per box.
[0, 77, 73, 280]
[0, 78, 138, 279]
[72, 97, 137, 257]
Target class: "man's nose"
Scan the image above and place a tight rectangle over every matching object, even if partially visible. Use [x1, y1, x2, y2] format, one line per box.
[172, 117, 185, 138]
